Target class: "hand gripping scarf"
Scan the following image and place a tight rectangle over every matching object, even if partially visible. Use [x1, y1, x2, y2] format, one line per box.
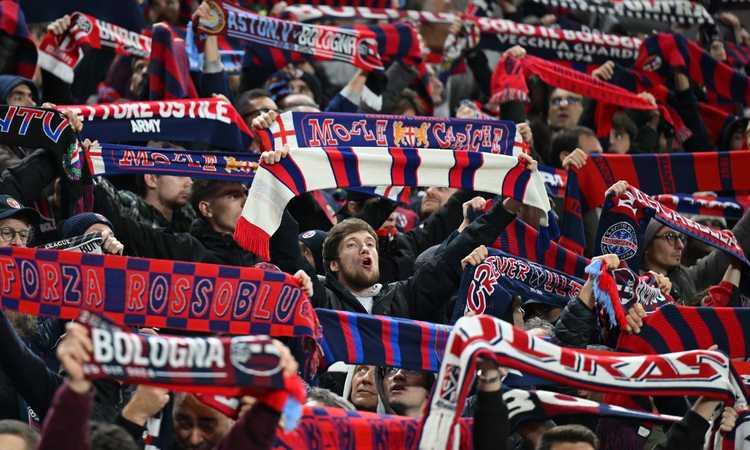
[235, 145, 550, 260]
[526, 0, 713, 25]
[453, 248, 583, 324]
[0, 0, 37, 78]
[37, 12, 151, 83]
[78, 312, 306, 428]
[85, 142, 258, 181]
[568, 151, 750, 213]
[420, 314, 747, 450]
[287, 6, 642, 68]
[0, 105, 81, 179]
[0, 245, 322, 370]
[617, 304, 750, 359]
[255, 111, 522, 154]
[196, 1, 384, 73]
[594, 185, 749, 272]
[57, 98, 254, 151]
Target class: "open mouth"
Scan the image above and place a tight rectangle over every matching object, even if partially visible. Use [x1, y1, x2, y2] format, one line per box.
[390, 384, 406, 394]
[362, 257, 373, 270]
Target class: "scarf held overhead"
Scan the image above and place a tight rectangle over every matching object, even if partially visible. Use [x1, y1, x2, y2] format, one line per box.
[0, 246, 321, 364]
[594, 186, 749, 271]
[79, 312, 307, 405]
[37, 12, 151, 83]
[57, 98, 254, 151]
[526, 0, 713, 24]
[234, 146, 551, 260]
[256, 111, 522, 154]
[419, 315, 747, 450]
[197, 1, 384, 72]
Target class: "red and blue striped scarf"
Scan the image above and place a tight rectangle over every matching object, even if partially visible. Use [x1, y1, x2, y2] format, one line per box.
[0, 0, 37, 78]
[593, 186, 749, 272]
[37, 12, 151, 83]
[453, 248, 582, 323]
[58, 98, 253, 150]
[421, 314, 748, 450]
[635, 32, 750, 108]
[0, 245, 322, 370]
[148, 22, 198, 100]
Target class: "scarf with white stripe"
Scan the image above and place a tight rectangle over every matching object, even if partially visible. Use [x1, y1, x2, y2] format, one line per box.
[419, 315, 747, 450]
[234, 146, 550, 260]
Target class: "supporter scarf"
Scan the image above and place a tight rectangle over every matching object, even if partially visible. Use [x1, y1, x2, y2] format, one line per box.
[617, 304, 750, 359]
[42, 233, 103, 254]
[78, 311, 306, 427]
[37, 12, 151, 83]
[527, 0, 713, 24]
[420, 314, 747, 450]
[0, 105, 81, 179]
[570, 151, 750, 212]
[493, 218, 589, 279]
[57, 98, 254, 150]
[148, 22, 198, 100]
[197, 1, 384, 73]
[317, 308, 450, 373]
[726, 41, 750, 70]
[594, 186, 749, 272]
[235, 146, 551, 260]
[0, 0, 37, 78]
[287, 6, 642, 67]
[453, 248, 582, 323]
[539, 165, 567, 198]
[255, 111, 521, 154]
[0, 245, 322, 371]
[655, 193, 745, 220]
[86, 142, 258, 181]
[635, 33, 750, 107]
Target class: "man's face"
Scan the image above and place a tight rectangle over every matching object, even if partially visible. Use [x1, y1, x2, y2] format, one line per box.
[420, 187, 455, 217]
[0, 217, 32, 247]
[129, 59, 148, 99]
[331, 230, 379, 291]
[710, 40, 727, 62]
[0, 434, 28, 450]
[646, 228, 686, 271]
[383, 368, 430, 417]
[173, 394, 232, 450]
[578, 133, 603, 155]
[548, 88, 583, 130]
[243, 96, 278, 128]
[156, 176, 193, 208]
[6, 84, 34, 107]
[350, 365, 378, 411]
[202, 184, 248, 235]
[150, 0, 180, 24]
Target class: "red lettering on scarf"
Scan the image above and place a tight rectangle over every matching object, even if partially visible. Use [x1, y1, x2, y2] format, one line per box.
[126, 273, 146, 311]
[0, 256, 16, 294]
[170, 276, 191, 315]
[275, 285, 299, 323]
[20, 260, 39, 298]
[307, 118, 336, 146]
[118, 150, 155, 167]
[432, 123, 448, 147]
[192, 278, 213, 317]
[148, 274, 168, 314]
[84, 269, 103, 307]
[232, 281, 258, 320]
[212, 281, 233, 317]
[376, 120, 387, 146]
[39, 262, 60, 303]
[254, 284, 273, 320]
[62, 265, 81, 304]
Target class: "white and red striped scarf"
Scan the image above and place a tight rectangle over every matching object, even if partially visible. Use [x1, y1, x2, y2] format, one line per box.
[420, 315, 747, 450]
[234, 146, 550, 260]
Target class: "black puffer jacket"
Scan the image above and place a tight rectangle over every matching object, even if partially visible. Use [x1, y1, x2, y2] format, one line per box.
[315, 201, 516, 322]
[553, 298, 597, 348]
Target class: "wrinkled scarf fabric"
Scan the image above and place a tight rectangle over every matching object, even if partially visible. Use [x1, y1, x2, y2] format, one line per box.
[37, 12, 151, 83]
[526, 0, 713, 24]
[235, 145, 550, 260]
[655, 193, 745, 220]
[57, 98, 254, 150]
[453, 248, 582, 323]
[78, 311, 307, 425]
[594, 186, 749, 272]
[420, 314, 747, 450]
[85, 142, 258, 181]
[42, 232, 103, 253]
[149, 22, 198, 100]
[0, 0, 37, 78]
[0, 246, 322, 370]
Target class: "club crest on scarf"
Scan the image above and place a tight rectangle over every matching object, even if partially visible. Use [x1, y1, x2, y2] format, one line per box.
[600, 221, 639, 261]
[196, 0, 226, 34]
[261, 112, 519, 154]
[229, 336, 283, 377]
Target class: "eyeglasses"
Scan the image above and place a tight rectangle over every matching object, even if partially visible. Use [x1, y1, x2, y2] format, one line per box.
[654, 233, 686, 246]
[0, 226, 32, 244]
[550, 96, 583, 107]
